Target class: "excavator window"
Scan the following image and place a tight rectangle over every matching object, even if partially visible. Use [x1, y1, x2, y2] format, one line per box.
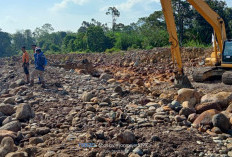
[222, 40, 232, 63]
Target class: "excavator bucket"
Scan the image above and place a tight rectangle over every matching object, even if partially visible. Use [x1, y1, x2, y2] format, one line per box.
[174, 73, 193, 89]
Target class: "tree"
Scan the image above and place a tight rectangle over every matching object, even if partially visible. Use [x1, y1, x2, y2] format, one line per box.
[86, 26, 108, 52]
[0, 31, 13, 57]
[106, 7, 120, 31]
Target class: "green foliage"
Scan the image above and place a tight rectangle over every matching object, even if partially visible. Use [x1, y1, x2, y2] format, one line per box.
[0, 31, 13, 57]
[0, 1, 232, 58]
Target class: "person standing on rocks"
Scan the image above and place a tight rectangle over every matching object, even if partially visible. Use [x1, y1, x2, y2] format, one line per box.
[30, 47, 46, 88]
[32, 44, 41, 84]
[21, 46, 30, 83]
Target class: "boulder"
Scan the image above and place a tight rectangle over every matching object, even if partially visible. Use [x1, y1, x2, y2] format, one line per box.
[0, 104, 15, 116]
[5, 151, 28, 157]
[201, 92, 232, 108]
[16, 104, 35, 121]
[0, 130, 16, 143]
[177, 88, 202, 105]
[195, 102, 222, 114]
[0, 137, 17, 157]
[212, 113, 231, 132]
[0, 121, 21, 132]
[117, 130, 136, 144]
[193, 109, 219, 128]
[3, 98, 15, 105]
[179, 107, 195, 117]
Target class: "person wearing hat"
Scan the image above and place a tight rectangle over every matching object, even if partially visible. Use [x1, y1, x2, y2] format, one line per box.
[30, 47, 46, 88]
[21, 46, 30, 83]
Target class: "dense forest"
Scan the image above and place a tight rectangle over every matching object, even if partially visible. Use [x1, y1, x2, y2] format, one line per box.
[0, 0, 232, 57]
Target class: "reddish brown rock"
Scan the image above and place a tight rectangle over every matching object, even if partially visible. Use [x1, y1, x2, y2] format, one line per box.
[201, 92, 232, 108]
[193, 109, 219, 128]
[195, 102, 222, 114]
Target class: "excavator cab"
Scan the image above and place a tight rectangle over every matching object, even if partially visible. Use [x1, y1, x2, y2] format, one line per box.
[222, 40, 232, 63]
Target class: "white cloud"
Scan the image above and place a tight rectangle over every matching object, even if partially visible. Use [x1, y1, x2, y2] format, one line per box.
[116, 0, 159, 11]
[51, 0, 89, 11]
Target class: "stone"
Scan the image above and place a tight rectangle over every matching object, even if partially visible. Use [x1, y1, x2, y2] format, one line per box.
[145, 102, 160, 108]
[201, 92, 232, 108]
[29, 137, 44, 145]
[0, 137, 17, 157]
[188, 113, 198, 123]
[99, 102, 109, 107]
[182, 101, 195, 109]
[129, 154, 140, 157]
[114, 86, 123, 96]
[35, 127, 50, 135]
[2, 116, 13, 126]
[16, 104, 35, 121]
[0, 104, 15, 116]
[99, 73, 113, 80]
[86, 106, 96, 112]
[15, 79, 26, 86]
[132, 147, 143, 156]
[168, 100, 182, 112]
[192, 109, 219, 128]
[177, 88, 201, 104]
[65, 134, 77, 142]
[211, 127, 222, 134]
[81, 92, 94, 102]
[195, 102, 222, 114]
[179, 107, 195, 117]
[5, 152, 28, 157]
[226, 103, 232, 113]
[0, 130, 16, 143]
[175, 115, 186, 122]
[0, 116, 7, 126]
[0, 121, 21, 132]
[95, 130, 104, 139]
[3, 98, 15, 105]
[212, 113, 231, 132]
[9, 83, 18, 89]
[133, 79, 144, 86]
[117, 130, 136, 144]
[44, 151, 56, 157]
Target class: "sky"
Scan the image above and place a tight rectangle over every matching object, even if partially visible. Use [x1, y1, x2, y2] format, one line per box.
[0, 0, 231, 34]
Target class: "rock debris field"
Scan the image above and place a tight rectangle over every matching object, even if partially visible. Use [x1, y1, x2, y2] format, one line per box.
[1, 48, 232, 157]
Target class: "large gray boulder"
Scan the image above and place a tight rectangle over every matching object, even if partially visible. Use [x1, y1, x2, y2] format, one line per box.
[212, 113, 231, 132]
[0, 104, 15, 116]
[16, 104, 35, 121]
[0, 121, 21, 132]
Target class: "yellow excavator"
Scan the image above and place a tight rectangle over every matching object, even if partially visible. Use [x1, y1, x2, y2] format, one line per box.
[160, 0, 232, 88]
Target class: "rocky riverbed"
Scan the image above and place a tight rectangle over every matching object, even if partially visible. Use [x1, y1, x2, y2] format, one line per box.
[1, 48, 232, 157]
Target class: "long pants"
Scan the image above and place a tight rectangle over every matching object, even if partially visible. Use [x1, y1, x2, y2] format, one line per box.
[31, 69, 44, 82]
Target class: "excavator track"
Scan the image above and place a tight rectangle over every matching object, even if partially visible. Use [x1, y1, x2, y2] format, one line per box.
[222, 71, 232, 85]
[193, 67, 225, 82]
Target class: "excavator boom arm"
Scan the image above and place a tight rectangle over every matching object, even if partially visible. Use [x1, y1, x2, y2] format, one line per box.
[160, 0, 227, 73]
[187, 0, 227, 53]
[160, 0, 183, 73]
